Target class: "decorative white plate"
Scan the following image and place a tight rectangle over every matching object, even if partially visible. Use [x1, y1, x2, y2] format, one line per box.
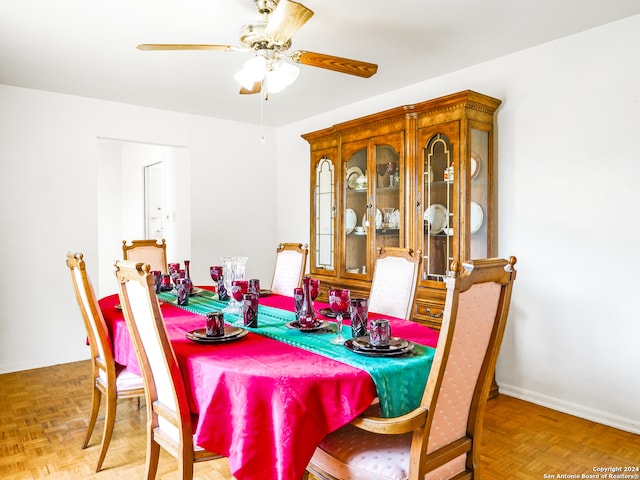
[345, 208, 357, 234]
[346, 166, 364, 190]
[424, 204, 448, 234]
[470, 153, 480, 179]
[376, 209, 382, 228]
[361, 209, 383, 229]
[389, 209, 400, 228]
[470, 201, 484, 233]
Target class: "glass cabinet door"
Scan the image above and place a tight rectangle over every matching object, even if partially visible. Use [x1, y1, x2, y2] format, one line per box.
[311, 151, 336, 275]
[418, 123, 459, 282]
[469, 127, 490, 260]
[342, 140, 368, 277]
[372, 134, 403, 257]
[342, 133, 403, 278]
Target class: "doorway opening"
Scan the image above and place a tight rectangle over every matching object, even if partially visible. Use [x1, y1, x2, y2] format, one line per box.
[96, 139, 191, 297]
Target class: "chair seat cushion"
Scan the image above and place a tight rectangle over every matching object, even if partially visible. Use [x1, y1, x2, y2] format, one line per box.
[115, 367, 145, 391]
[310, 423, 467, 480]
[311, 423, 412, 480]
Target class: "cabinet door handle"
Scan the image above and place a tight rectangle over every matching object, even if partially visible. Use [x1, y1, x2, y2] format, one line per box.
[425, 308, 443, 319]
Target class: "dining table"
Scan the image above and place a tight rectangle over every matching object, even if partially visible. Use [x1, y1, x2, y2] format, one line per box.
[99, 286, 439, 480]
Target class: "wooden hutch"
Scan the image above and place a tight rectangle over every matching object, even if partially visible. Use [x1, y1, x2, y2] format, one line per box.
[303, 90, 502, 393]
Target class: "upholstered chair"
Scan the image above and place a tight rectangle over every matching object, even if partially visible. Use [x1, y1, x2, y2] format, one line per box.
[114, 260, 223, 480]
[367, 247, 422, 320]
[305, 256, 517, 480]
[270, 242, 309, 296]
[65, 252, 145, 472]
[122, 239, 168, 274]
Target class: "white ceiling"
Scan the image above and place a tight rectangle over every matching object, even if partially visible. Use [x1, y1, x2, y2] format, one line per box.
[2, 0, 640, 126]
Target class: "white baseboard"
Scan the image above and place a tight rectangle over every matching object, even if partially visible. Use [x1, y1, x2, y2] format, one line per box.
[498, 383, 640, 435]
[0, 352, 89, 375]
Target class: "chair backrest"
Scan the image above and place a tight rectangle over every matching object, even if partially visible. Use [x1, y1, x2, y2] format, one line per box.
[114, 260, 192, 448]
[270, 242, 309, 296]
[122, 239, 168, 274]
[367, 247, 421, 320]
[66, 252, 115, 384]
[417, 256, 517, 479]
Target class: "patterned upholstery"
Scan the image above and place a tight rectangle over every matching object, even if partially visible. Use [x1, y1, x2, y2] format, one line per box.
[114, 260, 221, 480]
[270, 243, 309, 296]
[122, 239, 168, 274]
[368, 248, 421, 320]
[306, 257, 517, 480]
[66, 253, 144, 472]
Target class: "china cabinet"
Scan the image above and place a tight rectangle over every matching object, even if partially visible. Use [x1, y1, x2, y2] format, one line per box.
[303, 90, 501, 329]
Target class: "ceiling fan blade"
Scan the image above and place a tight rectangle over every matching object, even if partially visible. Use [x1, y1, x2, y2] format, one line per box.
[291, 50, 378, 78]
[264, 1, 314, 44]
[239, 81, 262, 95]
[137, 44, 236, 51]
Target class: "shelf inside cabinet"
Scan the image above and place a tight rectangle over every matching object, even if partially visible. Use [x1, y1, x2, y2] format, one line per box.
[376, 228, 400, 236]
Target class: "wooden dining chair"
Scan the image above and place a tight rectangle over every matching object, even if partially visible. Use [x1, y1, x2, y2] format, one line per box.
[122, 239, 168, 274]
[270, 242, 309, 296]
[114, 259, 223, 480]
[305, 256, 517, 480]
[367, 247, 422, 320]
[65, 252, 145, 472]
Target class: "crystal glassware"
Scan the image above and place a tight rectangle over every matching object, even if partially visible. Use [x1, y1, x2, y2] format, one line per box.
[221, 256, 249, 314]
[382, 207, 394, 228]
[329, 288, 350, 344]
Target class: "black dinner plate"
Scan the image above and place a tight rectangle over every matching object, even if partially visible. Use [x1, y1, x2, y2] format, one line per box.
[319, 307, 350, 319]
[344, 339, 414, 357]
[259, 289, 272, 297]
[285, 320, 330, 332]
[351, 335, 410, 352]
[186, 327, 248, 344]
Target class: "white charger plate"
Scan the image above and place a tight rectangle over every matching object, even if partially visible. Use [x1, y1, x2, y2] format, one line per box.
[389, 209, 400, 228]
[345, 208, 357, 234]
[346, 166, 364, 189]
[361, 209, 383, 229]
[470, 153, 480, 179]
[424, 204, 448, 234]
[470, 202, 484, 233]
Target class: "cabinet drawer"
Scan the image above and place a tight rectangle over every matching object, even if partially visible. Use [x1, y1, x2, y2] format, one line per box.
[413, 299, 445, 330]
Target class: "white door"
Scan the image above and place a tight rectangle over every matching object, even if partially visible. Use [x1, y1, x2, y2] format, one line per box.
[145, 161, 165, 241]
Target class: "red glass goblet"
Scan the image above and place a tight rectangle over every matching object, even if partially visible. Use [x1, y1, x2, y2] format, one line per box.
[210, 265, 223, 282]
[231, 280, 249, 302]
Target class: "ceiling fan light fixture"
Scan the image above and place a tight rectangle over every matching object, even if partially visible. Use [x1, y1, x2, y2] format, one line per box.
[234, 55, 267, 89]
[266, 60, 299, 93]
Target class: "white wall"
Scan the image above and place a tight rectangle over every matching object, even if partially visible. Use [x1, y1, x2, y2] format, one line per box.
[0, 86, 278, 373]
[276, 15, 640, 433]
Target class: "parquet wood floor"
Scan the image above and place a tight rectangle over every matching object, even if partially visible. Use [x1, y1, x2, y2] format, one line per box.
[1, 360, 638, 479]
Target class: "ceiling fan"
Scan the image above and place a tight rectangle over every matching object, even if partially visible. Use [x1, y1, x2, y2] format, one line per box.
[137, 0, 378, 96]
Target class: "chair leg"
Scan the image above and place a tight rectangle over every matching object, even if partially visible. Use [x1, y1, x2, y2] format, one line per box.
[82, 383, 101, 449]
[178, 442, 194, 480]
[145, 436, 161, 480]
[179, 459, 194, 480]
[95, 388, 118, 472]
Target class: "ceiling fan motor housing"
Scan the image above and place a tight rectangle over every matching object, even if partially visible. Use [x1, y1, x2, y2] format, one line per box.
[255, 0, 278, 15]
[239, 21, 291, 51]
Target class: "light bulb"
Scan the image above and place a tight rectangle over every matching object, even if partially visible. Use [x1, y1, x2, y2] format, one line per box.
[266, 61, 299, 93]
[234, 55, 267, 89]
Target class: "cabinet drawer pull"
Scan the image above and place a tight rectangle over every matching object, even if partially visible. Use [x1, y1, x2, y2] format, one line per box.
[425, 307, 443, 319]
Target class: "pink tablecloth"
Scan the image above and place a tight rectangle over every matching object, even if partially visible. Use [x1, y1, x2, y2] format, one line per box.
[99, 291, 439, 480]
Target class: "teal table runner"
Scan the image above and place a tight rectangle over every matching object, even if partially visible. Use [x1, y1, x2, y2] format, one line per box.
[158, 290, 434, 417]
